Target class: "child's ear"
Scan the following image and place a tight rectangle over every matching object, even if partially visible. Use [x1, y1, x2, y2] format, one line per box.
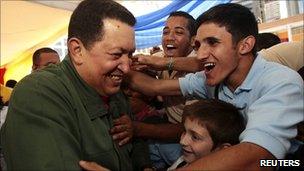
[220, 143, 232, 149]
[214, 143, 232, 151]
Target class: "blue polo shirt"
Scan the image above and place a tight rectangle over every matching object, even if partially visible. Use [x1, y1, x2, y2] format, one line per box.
[179, 55, 304, 159]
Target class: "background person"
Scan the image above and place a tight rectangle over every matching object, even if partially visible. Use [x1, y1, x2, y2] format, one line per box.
[132, 11, 197, 169]
[259, 40, 304, 78]
[32, 47, 60, 71]
[256, 32, 281, 51]
[4, 80, 17, 89]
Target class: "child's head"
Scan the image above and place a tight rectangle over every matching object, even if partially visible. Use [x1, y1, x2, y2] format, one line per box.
[180, 99, 245, 163]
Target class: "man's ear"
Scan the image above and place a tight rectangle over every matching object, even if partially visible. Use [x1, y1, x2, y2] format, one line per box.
[214, 143, 232, 152]
[68, 38, 84, 65]
[238, 35, 255, 55]
[32, 65, 37, 71]
[190, 35, 196, 47]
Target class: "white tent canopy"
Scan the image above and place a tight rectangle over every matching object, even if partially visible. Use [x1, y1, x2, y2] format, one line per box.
[1, 0, 171, 66]
[1, 1, 72, 66]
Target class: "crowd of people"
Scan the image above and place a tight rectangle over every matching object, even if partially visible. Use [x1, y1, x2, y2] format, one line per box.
[0, 0, 303, 170]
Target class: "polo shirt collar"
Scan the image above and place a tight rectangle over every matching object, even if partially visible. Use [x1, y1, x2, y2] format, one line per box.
[238, 54, 265, 91]
[220, 55, 265, 98]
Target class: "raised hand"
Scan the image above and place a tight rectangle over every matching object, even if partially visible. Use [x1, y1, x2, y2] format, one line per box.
[109, 114, 133, 146]
[132, 54, 169, 71]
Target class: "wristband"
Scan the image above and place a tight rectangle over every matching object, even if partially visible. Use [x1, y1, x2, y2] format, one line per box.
[166, 57, 174, 71]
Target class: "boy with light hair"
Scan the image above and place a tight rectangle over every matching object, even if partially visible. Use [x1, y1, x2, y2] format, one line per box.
[168, 99, 245, 170]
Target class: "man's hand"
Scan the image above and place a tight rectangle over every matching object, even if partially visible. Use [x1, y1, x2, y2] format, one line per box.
[131, 55, 149, 71]
[132, 54, 169, 71]
[79, 161, 110, 171]
[110, 114, 133, 146]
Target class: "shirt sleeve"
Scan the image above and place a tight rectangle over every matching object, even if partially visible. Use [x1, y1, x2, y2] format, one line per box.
[240, 73, 304, 159]
[178, 71, 210, 99]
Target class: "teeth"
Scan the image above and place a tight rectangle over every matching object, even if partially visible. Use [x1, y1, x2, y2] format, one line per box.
[166, 44, 174, 48]
[204, 62, 215, 68]
[110, 75, 121, 80]
[204, 62, 216, 71]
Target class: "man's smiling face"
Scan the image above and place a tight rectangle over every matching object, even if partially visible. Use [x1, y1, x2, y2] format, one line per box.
[194, 23, 240, 87]
[162, 16, 193, 57]
[75, 19, 135, 96]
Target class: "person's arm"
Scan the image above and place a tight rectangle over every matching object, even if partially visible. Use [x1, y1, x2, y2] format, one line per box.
[127, 70, 181, 96]
[134, 54, 201, 72]
[78, 143, 274, 171]
[133, 122, 183, 141]
[177, 142, 274, 170]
